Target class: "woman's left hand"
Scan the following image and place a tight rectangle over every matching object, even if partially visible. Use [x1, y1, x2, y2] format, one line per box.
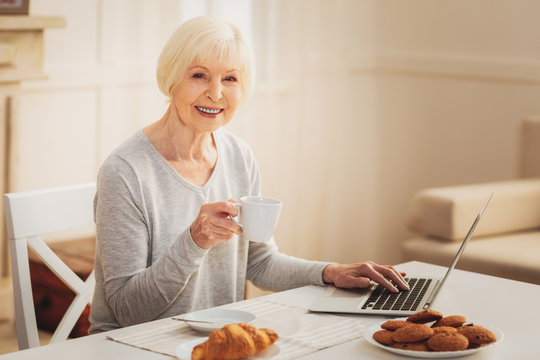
[322, 261, 409, 293]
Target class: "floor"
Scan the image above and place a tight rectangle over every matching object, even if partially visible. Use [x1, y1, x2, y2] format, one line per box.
[0, 278, 51, 355]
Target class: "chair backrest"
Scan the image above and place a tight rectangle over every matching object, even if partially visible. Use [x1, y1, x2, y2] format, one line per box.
[3, 183, 96, 350]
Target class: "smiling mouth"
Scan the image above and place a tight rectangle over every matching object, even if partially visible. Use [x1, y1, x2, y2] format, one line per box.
[195, 106, 223, 115]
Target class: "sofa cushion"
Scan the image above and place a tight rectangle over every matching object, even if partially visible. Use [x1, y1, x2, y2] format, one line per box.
[403, 231, 540, 285]
[521, 116, 540, 177]
[406, 178, 540, 241]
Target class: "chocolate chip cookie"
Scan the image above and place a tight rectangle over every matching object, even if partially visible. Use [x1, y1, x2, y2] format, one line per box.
[433, 315, 467, 328]
[381, 320, 412, 331]
[373, 329, 394, 345]
[427, 332, 469, 351]
[407, 309, 443, 324]
[457, 325, 497, 345]
[392, 324, 434, 343]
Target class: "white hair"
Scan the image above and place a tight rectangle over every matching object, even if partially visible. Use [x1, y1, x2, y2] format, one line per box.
[156, 16, 255, 101]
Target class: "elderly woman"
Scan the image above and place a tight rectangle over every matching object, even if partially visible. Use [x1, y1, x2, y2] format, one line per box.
[89, 16, 408, 334]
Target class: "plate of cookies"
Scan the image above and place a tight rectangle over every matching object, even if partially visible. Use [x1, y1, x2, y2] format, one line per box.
[363, 309, 503, 358]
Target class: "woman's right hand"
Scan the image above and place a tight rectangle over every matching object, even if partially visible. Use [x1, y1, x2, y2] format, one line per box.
[190, 201, 242, 249]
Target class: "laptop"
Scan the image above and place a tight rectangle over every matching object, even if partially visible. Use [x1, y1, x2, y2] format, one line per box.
[309, 192, 493, 316]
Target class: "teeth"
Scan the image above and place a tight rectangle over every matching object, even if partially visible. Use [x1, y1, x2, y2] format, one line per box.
[196, 106, 221, 114]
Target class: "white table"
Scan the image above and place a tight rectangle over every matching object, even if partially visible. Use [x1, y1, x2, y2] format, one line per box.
[2, 261, 539, 359]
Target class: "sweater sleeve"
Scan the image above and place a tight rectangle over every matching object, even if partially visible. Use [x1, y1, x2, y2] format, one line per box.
[246, 239, 330, 291]
[244, 153, 331, 291]
[94, 156, 207, 326]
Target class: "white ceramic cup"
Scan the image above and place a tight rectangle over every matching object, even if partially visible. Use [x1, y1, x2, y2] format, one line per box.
[231, 196, 282, 243]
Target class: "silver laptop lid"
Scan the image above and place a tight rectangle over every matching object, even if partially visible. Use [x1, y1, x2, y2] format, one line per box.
[423, 191, 494, 308]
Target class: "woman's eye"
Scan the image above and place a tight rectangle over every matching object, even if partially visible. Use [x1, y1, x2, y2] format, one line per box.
[192, 73, 205, 79]
[224, 76, 238, 82]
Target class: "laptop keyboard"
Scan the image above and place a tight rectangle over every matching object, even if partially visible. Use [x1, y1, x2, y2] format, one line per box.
[360, 278, 432, 312]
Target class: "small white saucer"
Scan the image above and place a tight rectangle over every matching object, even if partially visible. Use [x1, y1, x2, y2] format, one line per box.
[180, 308, 256, 333]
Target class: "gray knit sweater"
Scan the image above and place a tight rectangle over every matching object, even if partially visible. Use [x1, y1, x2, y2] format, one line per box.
[89, 129, 329, 333]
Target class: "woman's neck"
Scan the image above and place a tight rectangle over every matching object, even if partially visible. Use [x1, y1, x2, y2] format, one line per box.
[143, 104, 218, 186]
[145, 104, 216, 162]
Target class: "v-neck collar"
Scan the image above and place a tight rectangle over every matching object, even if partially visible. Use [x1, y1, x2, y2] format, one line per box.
[138, 129, 221, 193]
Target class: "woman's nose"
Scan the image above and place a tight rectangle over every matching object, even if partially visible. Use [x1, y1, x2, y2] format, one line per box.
[206, 80, 223, 102]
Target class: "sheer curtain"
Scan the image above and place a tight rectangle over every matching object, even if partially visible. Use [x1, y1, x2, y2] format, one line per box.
[224, 0, 383, 268]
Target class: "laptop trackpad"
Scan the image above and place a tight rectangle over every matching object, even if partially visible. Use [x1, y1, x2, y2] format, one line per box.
[327, 286, 373, 298]
[309, 286, 375, 313]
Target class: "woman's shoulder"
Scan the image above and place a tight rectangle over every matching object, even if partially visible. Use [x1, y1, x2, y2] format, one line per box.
[99, 130, 151, 175]
[215, 128, 254, 158]
[215, 129, 259, 178]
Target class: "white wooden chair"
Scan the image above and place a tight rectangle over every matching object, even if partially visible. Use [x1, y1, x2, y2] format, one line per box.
[3, 183, 96, 350]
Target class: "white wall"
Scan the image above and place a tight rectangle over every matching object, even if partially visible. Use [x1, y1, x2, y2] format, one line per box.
[14, 0, 181, 191]
[233, 0, 384, 263]
[373, 0, 540, 263]
[9, 0, 540, 271]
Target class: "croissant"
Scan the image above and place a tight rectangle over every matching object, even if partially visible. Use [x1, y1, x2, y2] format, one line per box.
[191, 323, 279, 360]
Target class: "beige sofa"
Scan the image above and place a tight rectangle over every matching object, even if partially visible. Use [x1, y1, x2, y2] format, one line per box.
[403, 116, 540, 285]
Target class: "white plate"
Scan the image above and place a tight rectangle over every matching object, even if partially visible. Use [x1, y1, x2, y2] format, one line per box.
[363, 317, 503, 358]
[174, 337, 280, 360]
[180, 309, 256, 333]
[175, 337, 207, 360]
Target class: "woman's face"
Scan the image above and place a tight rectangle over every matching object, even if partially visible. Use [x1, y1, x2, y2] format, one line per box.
[172, 56, 243, 134]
